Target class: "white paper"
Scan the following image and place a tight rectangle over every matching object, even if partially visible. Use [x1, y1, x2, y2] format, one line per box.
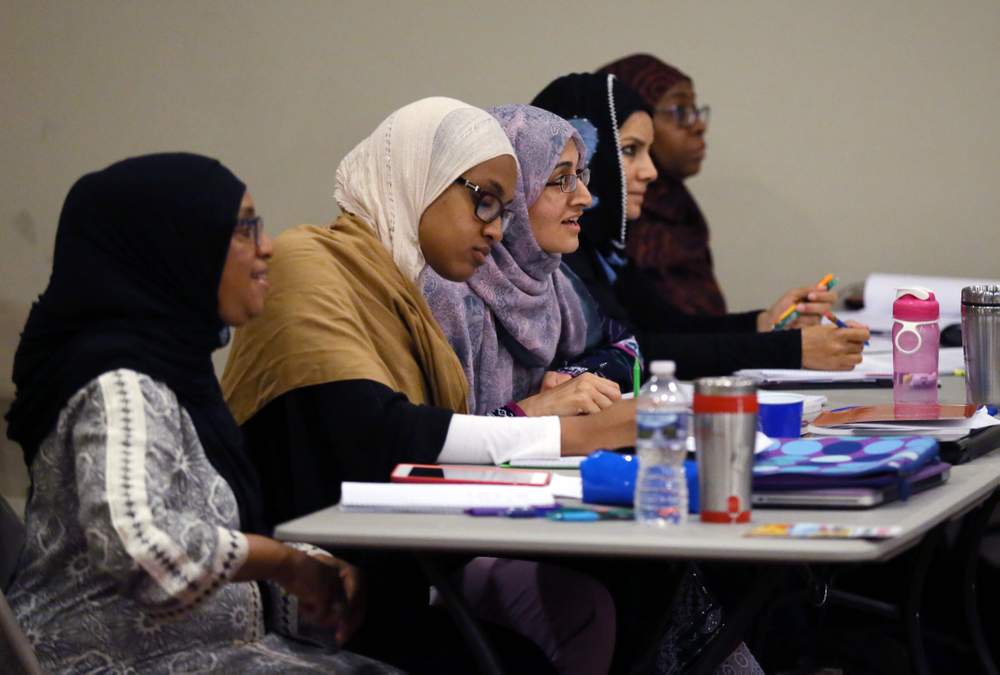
[339, 482, 556, 513]
[737, 347, 965, 384]
[508, 456, 585, 469]
[549, 473, 583, 499]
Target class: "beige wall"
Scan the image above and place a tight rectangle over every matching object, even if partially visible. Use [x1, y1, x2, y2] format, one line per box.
[2, 0, 999, 422]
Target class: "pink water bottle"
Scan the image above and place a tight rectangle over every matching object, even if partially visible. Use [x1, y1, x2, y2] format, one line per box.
[892, 287, 940, 404]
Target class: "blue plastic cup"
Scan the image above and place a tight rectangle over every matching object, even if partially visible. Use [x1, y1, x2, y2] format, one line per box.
[757, 393, 805, 437]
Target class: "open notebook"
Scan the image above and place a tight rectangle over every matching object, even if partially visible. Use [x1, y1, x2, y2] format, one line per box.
[339, 482, 556, 513]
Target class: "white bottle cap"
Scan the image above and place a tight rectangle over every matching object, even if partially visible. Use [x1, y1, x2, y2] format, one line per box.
[650, 360, 676, 376]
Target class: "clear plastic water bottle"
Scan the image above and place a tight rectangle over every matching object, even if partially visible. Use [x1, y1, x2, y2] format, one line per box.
[635, 360, 690, 526]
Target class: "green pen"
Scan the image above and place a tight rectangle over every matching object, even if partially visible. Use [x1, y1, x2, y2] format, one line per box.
[633, 356, 641, 398]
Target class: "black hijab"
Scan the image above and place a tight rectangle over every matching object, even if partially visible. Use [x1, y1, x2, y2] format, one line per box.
[531, 72, 650, 257]
[6, 153, 266, 534]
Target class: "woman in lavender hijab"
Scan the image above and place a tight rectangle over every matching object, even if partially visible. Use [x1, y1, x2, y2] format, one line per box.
[423, 104, 640, 417]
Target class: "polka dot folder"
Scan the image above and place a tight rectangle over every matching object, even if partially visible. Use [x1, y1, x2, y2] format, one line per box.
[753, 436, 940, 494]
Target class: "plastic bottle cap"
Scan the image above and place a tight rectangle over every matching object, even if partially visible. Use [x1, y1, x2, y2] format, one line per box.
[650, 360, 676, 376]
[893, 287, 939, 322]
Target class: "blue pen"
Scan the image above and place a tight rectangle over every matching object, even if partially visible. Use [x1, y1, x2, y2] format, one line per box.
[548, 510, 600, 522]
[547, 507, 634, 522]
[825, 310, 869, 347]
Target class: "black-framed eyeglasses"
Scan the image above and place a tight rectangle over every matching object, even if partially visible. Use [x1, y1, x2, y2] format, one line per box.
[453, 177, 514, 229]
[234, 215, 263, 248]
[655, 104, 711, 129]
[544, 168, 591, 194]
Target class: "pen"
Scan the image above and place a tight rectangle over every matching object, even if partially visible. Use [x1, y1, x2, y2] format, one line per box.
[633, 356, 641, 398]
[824, 310, 869, 346]
[465, 505, 559, 518]
[773, 273, 837, 331]
[547, 507, 634, 522]
[823, 310, 848, 329]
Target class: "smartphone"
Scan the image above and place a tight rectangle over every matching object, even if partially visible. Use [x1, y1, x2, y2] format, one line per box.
[390, 464, 551, 486]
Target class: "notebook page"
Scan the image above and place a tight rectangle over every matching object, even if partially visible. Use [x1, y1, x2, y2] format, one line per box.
[339, 482, 556, 513]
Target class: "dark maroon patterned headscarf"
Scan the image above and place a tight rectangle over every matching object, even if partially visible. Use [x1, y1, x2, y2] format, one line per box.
[598, 54, 727, 316]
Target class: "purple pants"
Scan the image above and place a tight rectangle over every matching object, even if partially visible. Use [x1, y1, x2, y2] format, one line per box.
[453, 557, 616, 675]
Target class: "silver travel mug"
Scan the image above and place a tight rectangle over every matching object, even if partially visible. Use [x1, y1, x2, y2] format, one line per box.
[693, 377, 758, 523]
[962, 285, 1000, 407]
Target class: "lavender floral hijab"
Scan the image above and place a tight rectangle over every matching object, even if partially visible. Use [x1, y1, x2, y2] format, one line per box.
[422, 105, 590, 414]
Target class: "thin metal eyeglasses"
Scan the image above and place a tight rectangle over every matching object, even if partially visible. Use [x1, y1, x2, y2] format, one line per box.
[654, 104, 711, 129]
[453, 177, 515, 229]
[234, 215, 263, 248]
[544, 168, 591, 194]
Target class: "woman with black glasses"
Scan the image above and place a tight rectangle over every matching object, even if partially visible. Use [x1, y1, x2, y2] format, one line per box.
[422, 104, 641, 418]
[222, 97, 634, 674]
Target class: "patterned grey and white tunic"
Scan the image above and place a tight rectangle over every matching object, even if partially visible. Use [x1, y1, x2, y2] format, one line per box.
[4, 369, 396, 674]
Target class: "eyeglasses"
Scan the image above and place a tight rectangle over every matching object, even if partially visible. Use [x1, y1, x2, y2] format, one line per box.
[654, 104, 711, 129]
[453, 177, 514, 229]
[234, 215, 263, 248]
[544, 168, 591, 194]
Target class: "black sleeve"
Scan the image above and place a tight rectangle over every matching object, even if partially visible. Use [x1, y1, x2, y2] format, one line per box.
[619, 262, 761, 334]
[635, 328, 802, 381]
[240, 379, 453, 528]
[563, 246, 800, 379]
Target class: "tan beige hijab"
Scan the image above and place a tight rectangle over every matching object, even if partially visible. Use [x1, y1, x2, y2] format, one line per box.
[222, 97, 516, 423]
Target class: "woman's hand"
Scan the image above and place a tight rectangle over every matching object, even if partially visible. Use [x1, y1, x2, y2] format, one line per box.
[517, 372, 621, 416]
[273, 549, 350, 630]
[801, 323, 870, 370]
[560, 399, 637, 454]
[757, 285, 838, 331]
[311, 555, 365, 645]
[540, 370, 573, 391]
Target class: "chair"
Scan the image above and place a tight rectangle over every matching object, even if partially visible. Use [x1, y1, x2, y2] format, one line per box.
[0, 494, 43, 674]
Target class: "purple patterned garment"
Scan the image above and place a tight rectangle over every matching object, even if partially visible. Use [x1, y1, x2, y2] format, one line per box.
[421, 105, 590, 414]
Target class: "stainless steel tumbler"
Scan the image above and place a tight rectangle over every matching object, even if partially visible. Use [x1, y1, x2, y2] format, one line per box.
[693, 376, 758, 523]
[962, 284, 1000, 407]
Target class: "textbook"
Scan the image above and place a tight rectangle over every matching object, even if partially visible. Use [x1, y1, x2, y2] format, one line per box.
[339, 482, 556, 513]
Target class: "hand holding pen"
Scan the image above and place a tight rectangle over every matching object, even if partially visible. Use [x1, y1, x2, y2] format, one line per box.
[763, 273, 839, 331]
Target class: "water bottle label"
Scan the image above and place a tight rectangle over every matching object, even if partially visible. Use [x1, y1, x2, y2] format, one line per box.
[636, 410, 689, 442]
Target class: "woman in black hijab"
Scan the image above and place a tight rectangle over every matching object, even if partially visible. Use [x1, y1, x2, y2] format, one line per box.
[3, 153, 390, 674]
[532, 73, 868, 379]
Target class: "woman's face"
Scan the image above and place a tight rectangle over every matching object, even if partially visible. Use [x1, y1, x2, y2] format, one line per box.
[418, 154, 517, 282]
[619, 111, 657, 220]
[527, 141, 592, 255]
[652, 80, 706, 179]
[217, 191, 273, 326]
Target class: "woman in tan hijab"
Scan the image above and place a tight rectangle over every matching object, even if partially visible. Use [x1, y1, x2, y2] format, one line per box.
[223, 97, 634, 674]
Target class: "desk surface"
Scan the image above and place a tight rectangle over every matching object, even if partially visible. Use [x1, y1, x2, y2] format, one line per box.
[276, 377, 1000, 564]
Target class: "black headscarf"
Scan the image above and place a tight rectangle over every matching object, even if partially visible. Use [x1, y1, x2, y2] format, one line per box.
[6, 153, 266, 534]
[531, 72, 650, 257]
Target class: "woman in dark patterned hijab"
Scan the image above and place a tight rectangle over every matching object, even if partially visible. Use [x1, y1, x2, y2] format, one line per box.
[599, 53, 727, 317]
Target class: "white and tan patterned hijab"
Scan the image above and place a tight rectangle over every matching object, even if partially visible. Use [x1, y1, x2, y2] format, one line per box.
[334, 96, 517, 284]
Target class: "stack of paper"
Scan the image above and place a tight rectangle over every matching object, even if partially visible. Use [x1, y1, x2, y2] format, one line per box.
[339, 482, 556, 513]
[806, 404, 1000, 441]
[737, 347, 965, 385]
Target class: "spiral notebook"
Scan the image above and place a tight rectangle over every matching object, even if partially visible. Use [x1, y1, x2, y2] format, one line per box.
[339, 482, 556, 513]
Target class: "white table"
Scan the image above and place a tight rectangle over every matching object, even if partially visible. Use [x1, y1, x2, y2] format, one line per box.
[275, 376, 999, 674]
